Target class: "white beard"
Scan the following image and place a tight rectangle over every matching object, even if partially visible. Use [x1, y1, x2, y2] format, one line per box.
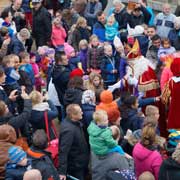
[126, 56, 153, 79]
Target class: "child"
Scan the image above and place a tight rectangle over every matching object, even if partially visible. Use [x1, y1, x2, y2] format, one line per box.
[78, 39, 88, 73]
[30, 53, 45, 92]
[100, 44, 118, 87]
[19, 52, 35, 93]
[5, 146, 32, 179]
[23, 169, 42, 180]
[158, 38, 176, 60]
[2, 55, 20, 95]
[87, 35, 104, 73]
[105, 14, 119, 42]
[64, 42, 82, 71]
[87, 110, 125, 156]
[51, 17, 67, 48]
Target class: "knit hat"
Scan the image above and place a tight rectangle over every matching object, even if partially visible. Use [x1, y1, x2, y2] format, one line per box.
[100, 90, 113, 104]
[81, 90, 95, 105]
[45, 48, 55, 56]
[70, 68, 83, 79]
[64, 43, 75, 58]
[108, 109, 120, 123]
[8, 146, 27, 164]
[19, 28, 30, 39]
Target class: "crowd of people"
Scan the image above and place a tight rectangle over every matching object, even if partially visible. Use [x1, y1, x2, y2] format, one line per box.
[1, 0, 180, 179]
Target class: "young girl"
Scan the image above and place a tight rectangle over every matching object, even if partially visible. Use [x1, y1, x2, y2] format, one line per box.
[158, 38, 176, 60]
[51, 17, 67, 48]
[87, 35, 104, 73]
[78, 39, 88, 73]
[105, 14, 119, 42]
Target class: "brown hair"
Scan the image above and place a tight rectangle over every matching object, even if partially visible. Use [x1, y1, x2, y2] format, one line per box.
[68, 76, 84, 89]
[110, 125, 120, 140]
[66, 104, 80, 119]
[0, 100, 6, 116]
[141, 123, 156, 147]
[19, 52, 29, 62]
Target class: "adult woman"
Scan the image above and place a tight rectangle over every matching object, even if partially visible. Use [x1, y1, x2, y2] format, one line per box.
[71, 17, 91, 51]
[133, 124, 162, 180]
[29, 90, 58, 140]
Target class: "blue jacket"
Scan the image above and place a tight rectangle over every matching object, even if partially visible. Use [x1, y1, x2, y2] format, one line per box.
[101, 55, 117, 83]
[8, 35, 25, 55]
[5, 67, 20, 85]
[21, 0, 31, 13]
[82, 104, 96, 128]
[5, 160, 31, 180]
[168, 29, 180, 47]
[146, 6, 155, 26]
[93, 21, 106, 42]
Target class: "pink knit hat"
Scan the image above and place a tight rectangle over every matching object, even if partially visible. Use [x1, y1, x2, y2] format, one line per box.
[64, 43, 75, 58]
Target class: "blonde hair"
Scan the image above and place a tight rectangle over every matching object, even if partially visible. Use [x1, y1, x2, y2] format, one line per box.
[93, 110, 108, 124]
[145, 105, 159, 117]
[29, 91, 42, 106]
[79, 39, 88, 49]
[139, 171, 155, 180]
[76, 17, 86, 28]
[66, 104, 81, 119]
[89, 34, 99, 42]
[2, 54, 18, 67]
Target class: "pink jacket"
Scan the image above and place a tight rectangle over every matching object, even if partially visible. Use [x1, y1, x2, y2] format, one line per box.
[51, 25, 66, 47]
[160, 67, 173, 91]
[133, 142, 162, 180]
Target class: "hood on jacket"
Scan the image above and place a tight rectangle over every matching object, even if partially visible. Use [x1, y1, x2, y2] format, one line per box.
[0, 124, 16, 143]
[87, 121, 109, 137]
[100, 90, 113, 104]
[133, 142, 155, 161]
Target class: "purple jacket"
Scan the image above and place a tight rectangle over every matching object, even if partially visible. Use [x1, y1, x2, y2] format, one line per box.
[79, 49, 88, 72]
[133, 142, 162, 180]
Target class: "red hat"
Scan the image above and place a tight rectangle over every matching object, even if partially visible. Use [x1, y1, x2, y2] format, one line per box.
[70, 68, 83, 79]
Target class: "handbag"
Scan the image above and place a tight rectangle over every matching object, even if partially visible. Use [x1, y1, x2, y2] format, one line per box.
[15, 129, 29, 151]
[44, 111, 59, 168]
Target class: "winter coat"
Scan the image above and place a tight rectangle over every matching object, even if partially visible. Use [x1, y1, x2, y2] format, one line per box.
[63, 88, 84, 108]
[58, 118, 89, 175]
[79, 49, 88, 72]
[159, 157, 180, 180]
[0, 125, 16, 180]
[120, 108, 144, 134]
[133, 142, 162, 180]
[91, 152, 134, 180]
[52, 64, 71, 105]
[27, 147, 59, 180]
[51, 25, 66, 47]
[108, 6, 127, 30]
[158, 46, 176, 59]
[32, 6, 52, 45]
[71, 27, 91, 51]
[88, 121, 117, 155]
[5, 160, 32, 180]
[81, 104, 95, 128]
[87, 46, 104, 69]
[84, 1, 102, 28]
[8, 35, 25, 55]
[100, 55, 118, 84]
[168, 29, 180, 48]
[68, 56, 81, 70]
[93, 21, 106, 42]
[105, 21, 119, 41]
[30, 100, 58, 140]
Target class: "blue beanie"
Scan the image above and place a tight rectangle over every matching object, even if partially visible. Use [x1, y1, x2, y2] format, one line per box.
[8, 146, 27, 164]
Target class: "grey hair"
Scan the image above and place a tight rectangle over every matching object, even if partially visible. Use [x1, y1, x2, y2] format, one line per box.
[113, 0, 123, 6]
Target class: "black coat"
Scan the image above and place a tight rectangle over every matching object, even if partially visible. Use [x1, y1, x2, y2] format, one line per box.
[58, 118, 89, 175]
[28, 147, 59, 180]
[52, 64, 71, 105]
[32, 6, 52, 45]
[159, 157, 180, 180]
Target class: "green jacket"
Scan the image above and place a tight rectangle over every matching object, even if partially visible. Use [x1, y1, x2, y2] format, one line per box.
[87, 121, 117, 155]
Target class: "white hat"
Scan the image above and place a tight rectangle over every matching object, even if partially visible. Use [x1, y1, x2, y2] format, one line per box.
[32, 0, 42, 3]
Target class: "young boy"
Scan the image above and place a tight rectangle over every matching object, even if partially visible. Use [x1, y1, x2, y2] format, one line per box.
[5, 146, 32, 179]
[88, 110, 125, 156]
[2, 55, 20, 96]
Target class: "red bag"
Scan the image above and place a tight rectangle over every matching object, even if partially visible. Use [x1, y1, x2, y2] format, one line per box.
[44, 111, 59, 168]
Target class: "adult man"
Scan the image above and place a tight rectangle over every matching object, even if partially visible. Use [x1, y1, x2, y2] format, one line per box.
[5, 0, 26, 32]
[154, 3, 176, 38]
[52, 51, 71, 106]
[93, 11, 106, 42]
[32, 0, 52, 47]
[147, 25, 157, 40]
[59, 104, 89, 180]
